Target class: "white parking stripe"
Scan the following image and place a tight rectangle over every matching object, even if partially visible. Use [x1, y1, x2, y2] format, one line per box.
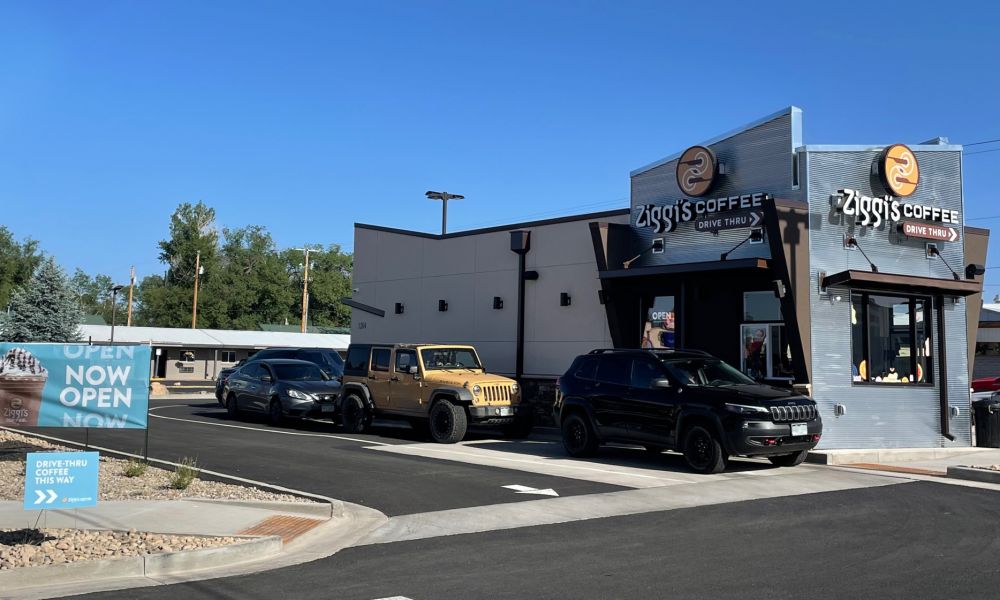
[148, 412, 394, 446]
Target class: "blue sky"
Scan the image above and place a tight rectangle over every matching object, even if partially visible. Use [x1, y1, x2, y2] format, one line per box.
[2, 1, 999, 292]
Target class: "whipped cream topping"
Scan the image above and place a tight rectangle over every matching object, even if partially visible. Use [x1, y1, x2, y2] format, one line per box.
[0, 348, 48, 377]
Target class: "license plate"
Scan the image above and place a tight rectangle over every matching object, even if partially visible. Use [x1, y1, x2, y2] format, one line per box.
[791, 423, 807, 436]
[496, 406, 512, 416]
[321, 404, 335, 413]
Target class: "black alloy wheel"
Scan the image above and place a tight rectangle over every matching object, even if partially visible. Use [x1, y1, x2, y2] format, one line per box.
[561, 413, 599, 458]
[268, 399, 284, 427]
[682, 425, 726, 474]
[226, 394, 240, 420]
[341, 394, 368, 434]
[429, 400, 468, 444]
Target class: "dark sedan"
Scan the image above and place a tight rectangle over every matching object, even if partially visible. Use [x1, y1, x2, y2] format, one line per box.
[223, 359, 341, 426]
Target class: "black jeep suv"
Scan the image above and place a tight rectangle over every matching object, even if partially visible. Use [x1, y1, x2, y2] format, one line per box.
[554, 349, 822, 474]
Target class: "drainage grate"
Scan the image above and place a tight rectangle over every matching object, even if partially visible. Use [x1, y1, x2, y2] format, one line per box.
[238, 515, 324, 544]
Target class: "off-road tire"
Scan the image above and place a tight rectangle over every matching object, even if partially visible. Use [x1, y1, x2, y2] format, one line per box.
[429, 400, 468, 444]
[268, 399, 285, 427]
[502, 413, 535, 439]
[561, 412, 599, 458]
[341, 394, 369, 434]
[768, 449, 809, 467]
[226, 393, 240, 420]
[682, 425, 727, 474]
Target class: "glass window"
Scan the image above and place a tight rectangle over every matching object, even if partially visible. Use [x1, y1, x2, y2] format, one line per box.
[371, 348, 391, 372]
[641, 296, 676, 349]
[574, 356, 599, 380]
[345, 346, 370, 372]
[662, 358, 755, 387]
[273, 363, 325, 381]
[395, 350, 416, 372]
[220, 351, 236, 363]
[851, 293, 933, 385]
[420, 348, 483, 370]
[743, 291, 782, 322]
[631, 359, 663, 389]
[596, 356, 631, 386]
[180, 350, 196, 363]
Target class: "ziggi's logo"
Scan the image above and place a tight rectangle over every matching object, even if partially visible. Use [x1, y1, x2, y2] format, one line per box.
[878, 144, 919, 197]
[675, 145, 717, 197]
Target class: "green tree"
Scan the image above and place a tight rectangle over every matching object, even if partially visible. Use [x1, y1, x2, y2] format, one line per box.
[208, 226, 296, 330]
[283, 244, 353, 328]
[0, 226, 42, 311]
[1, 257, 82, 342]
[70, 269, 129, 324]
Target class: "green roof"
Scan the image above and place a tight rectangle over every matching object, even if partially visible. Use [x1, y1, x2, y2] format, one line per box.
[81, 314, 108, 325]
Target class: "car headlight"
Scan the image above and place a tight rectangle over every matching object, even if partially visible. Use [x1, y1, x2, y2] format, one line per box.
[287, 389, 315, 401]
[511, 382, 519, 394]
[472, 384, 482, 396]
[725, 403, 770, 416]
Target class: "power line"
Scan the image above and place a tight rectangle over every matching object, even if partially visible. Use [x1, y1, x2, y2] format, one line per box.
[967, 215, 1000, 221]
[965, 147, 1000, 156]
[963, 138, 1000, 147]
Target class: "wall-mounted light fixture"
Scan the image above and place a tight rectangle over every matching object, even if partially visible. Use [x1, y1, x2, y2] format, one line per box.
[721, 228, 764, 261]
[395, 302, 404, 314]
[493, 296, 503, 310]
[966, 263, 987, 280]
[926, 245, 960, 280]
[560, 292, 572, 307]
[772, 280, 786, 299]
[438, 300, 448, 312]
[623, 238, 665, 269]
[844, 235, 879, 273]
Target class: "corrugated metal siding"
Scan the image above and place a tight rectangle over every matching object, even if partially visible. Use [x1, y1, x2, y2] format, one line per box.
[629, 113, 805, 266]
[807, 149, 970, 448]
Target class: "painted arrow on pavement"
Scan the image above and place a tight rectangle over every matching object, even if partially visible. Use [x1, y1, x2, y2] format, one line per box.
[502, 484, 559, 497]
[33, 489, 58, 505]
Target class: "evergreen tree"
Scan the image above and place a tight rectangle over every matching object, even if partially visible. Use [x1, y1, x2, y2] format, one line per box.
[1, 257, 82, 342]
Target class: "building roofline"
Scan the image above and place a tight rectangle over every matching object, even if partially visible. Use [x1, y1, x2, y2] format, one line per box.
[630, 106, 801, 178]
[355, 208, 630, 240]
[965, 225, 991, 236]
[799, 144, 963, 152]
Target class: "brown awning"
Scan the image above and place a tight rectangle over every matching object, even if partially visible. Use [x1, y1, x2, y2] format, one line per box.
[599, 258, 769, 280]
[821, 270, 982, 297]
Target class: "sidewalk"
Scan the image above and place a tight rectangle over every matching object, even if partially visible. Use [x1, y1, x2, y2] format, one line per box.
[0, 498, 386, 600]
[810, 447, 1000, 484]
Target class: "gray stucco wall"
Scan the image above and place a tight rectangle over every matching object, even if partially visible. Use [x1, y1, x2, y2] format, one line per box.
[806, 147, 970, 448]
[351, 214, 629, 378]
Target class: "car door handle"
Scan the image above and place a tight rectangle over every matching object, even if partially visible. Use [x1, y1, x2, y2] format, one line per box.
[368, 375, 376, 380]
[390, 376, 399, 382]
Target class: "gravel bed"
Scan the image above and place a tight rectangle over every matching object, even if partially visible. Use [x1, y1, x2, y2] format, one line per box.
[968, 464, 1000, 471]
[0, 429, 313, 503]
[0, 528, 241, 570]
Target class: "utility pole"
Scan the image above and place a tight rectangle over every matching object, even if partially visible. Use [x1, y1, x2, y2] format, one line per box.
[425, 191, 465, 235]
[192, 251, 201, 329]
[126, 265, 135, 327]
[301, 248, 311, 333]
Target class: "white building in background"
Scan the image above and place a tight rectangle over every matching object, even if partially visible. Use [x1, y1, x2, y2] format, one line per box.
[78, 324, 350, 381]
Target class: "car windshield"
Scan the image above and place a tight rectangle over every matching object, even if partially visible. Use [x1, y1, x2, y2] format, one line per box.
[661, 358, 756, 387]
[273, 364, 327, 381]
[420, 348, 482, 370]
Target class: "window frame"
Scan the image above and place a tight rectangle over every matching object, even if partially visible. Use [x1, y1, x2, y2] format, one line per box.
[850, 291, 934, 387]
[394, 349, 417, 373]
[220, 351, 237, 363]
[742, 291, 783, 323]
[371, 348, 392, 372]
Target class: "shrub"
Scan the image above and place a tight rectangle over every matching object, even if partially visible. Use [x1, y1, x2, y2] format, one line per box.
[123, 458, 148, 478]
[169, 457, 199, 490]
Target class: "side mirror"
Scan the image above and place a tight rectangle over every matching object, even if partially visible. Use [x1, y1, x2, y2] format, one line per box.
[409, 365, 419, 375]
[261, 375, 272, 383]
[652, 378, 672, 389]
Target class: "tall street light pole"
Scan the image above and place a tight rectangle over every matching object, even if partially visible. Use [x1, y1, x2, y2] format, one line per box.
[425, 191, 464, 235]
[109, 285, 124, 345]
[296, 248, 312, 333]
[191, 251, 203, 329]
[126, 265, 135, 327]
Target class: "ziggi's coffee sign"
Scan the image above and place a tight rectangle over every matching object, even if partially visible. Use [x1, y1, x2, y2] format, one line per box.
[635, 193, 771, 234]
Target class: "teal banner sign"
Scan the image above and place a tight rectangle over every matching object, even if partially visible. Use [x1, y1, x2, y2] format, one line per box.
[0, 344, 150, 429]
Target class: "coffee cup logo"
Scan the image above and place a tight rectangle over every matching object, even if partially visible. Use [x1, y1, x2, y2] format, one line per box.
[675, 146, 716, 197]
[879, 144, 919, 197]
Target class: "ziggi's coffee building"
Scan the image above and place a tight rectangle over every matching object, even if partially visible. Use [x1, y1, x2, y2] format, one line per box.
[349, 107, 989, 449]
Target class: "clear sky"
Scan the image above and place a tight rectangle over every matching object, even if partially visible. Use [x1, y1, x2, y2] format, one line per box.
[2, 1, 999, 292]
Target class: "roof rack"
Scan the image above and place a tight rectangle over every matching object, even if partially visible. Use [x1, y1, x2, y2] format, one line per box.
[588, 347, 713, 357]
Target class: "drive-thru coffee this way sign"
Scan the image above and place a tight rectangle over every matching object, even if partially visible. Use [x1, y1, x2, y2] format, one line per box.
[23, 451, 100, 510]
[0, 344, 151, 429]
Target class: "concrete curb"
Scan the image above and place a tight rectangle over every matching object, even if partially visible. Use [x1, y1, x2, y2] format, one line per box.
[946, 466, 1000, 484]
[0, 535, 280, 594]
[808, 447, 987, 465]
[189, 498, 337, 519]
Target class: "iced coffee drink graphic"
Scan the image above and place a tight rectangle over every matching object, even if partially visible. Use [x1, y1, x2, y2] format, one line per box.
[0, 348, 48, 426]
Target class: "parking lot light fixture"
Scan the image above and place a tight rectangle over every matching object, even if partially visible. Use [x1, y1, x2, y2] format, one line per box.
[426, 191, 464, 235]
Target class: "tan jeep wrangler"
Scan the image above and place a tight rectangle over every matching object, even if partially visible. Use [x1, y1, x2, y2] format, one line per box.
[339, 343, 532, 443]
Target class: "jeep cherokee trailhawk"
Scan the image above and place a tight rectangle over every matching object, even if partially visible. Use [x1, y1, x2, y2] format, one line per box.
[340, 344, 533, 443]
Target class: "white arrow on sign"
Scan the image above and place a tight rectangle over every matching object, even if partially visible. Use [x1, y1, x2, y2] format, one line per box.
[33, 490, 57, 505]
[948, 227, 959, 242]
[502, 484, 559, 497]
[749, 211, 762, 227]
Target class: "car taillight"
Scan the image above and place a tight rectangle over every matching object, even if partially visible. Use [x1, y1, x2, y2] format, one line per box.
[811, 434, 821, 442]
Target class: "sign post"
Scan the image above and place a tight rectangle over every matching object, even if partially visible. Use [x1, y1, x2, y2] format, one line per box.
[23, 451, 99, 511]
